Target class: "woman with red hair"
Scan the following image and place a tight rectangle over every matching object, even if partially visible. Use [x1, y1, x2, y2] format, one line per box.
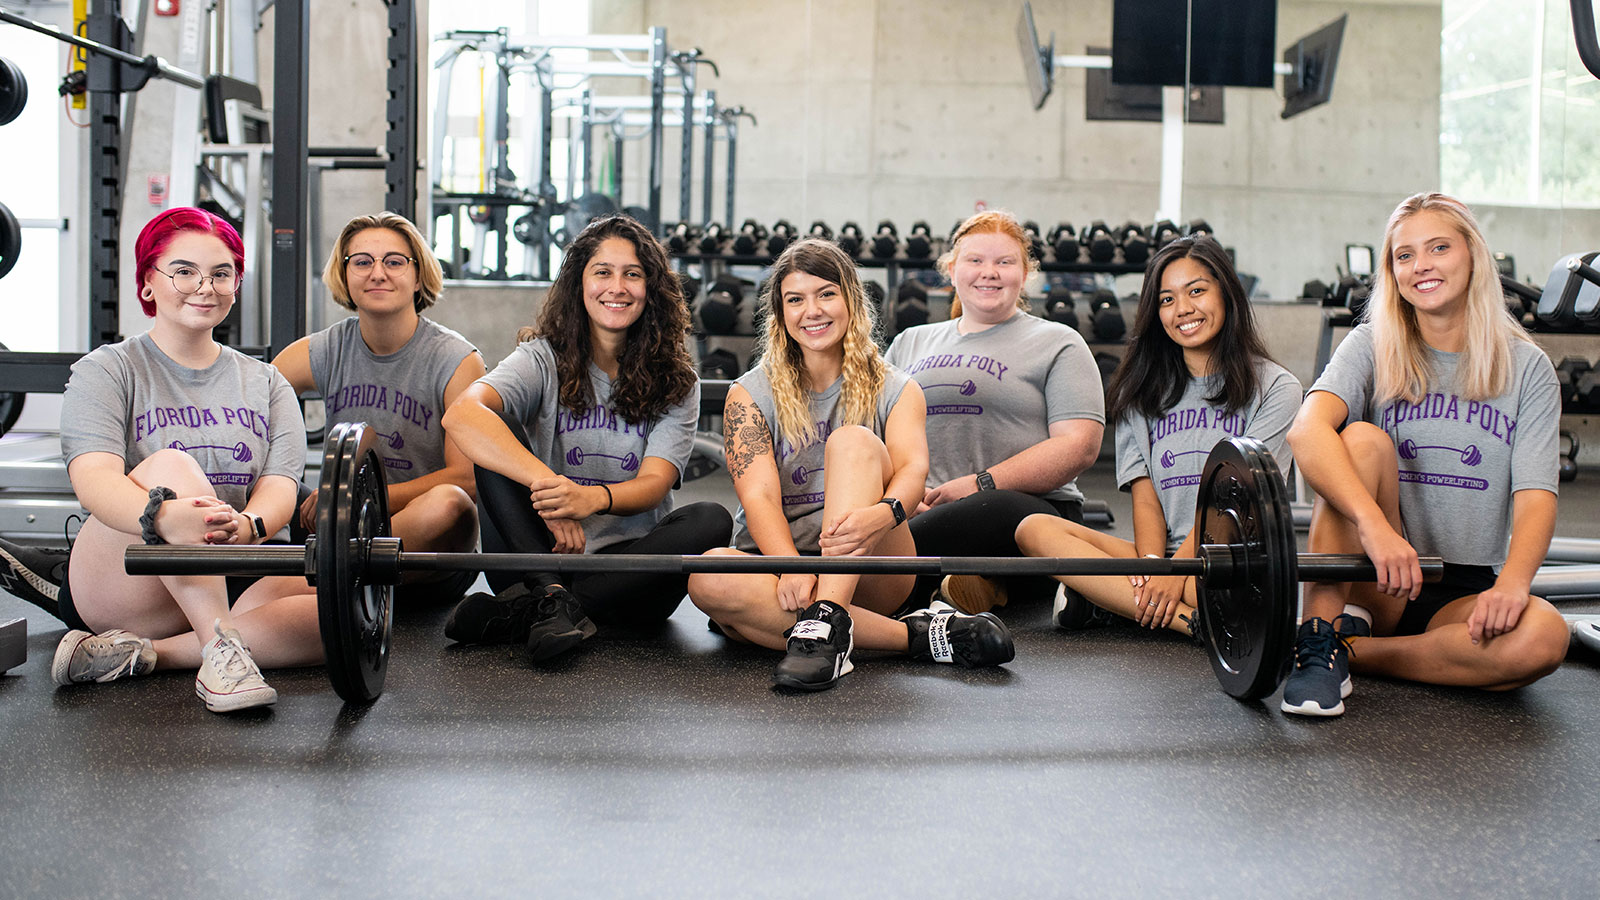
[43, 207, 314, 713]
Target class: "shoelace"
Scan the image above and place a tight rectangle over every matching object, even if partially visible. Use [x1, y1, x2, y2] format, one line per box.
[1294, 628, 1341, 668]
[93, 634, 147, 680]
[210, 632, 265, 688]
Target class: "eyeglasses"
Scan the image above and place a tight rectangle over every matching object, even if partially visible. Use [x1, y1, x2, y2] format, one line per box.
[345, 252, 415, 275]
[153, 266, 240, 297]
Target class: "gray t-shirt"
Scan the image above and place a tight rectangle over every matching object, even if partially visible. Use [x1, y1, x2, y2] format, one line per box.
[884, 312, 1104, 503]
[477, 338, 699, 552]
[1114, 360, 1303, 551]
[731, 364, 913, 553]
[1310, 323, 1560, 566]
[61, 332, 306, 539]
[308, 315, 478, 483]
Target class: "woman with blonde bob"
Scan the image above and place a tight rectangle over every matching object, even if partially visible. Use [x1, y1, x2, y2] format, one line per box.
[1282, 192, 1568, 717]
[689, 238, 1014, 692]
[273, 212, 484, 603]
[884, 210, 1104, 618]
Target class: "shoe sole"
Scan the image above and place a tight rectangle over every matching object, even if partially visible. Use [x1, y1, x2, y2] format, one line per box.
[939, 575, 1007, 615]
[527, 616, 598, 663]
[0, 545, 62, 607]
[49, 631, 92, 686]
[195, 681, 278, 713]
[1280, 697, 1345, 717]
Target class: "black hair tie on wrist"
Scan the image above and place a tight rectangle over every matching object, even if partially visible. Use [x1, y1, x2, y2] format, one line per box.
[599, 483, 614, 515]
[140, 486, 177, 545]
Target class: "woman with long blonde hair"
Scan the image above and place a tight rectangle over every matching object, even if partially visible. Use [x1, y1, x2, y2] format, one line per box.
[689, 239, 1013, 691]
[1282, 192, 1568, 717]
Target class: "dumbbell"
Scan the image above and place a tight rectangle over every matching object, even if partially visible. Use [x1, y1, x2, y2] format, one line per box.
[1560, 430, 1579, 482]
[1048, 223, 1079, 263]
[1573, 365, 1600, 410]
[1150, 220, 1182, 251]
[905, 221, 935, 260]
[565, 447, 641, 472]
[1493, 251, 1516, 279]
[1186, 219, 1214, 238]
[1556, 357, 1592, 407]
[1092, 351, 1121, 388]
[767, 219, 797, 256]
[1088, 290, 1125, 342]
[169, 439, 253, 463]
[807, 221, 834, 242]
[837, 221, 864, 256]
[698, 276, 744, 335]
[894, 280, 929, 334]
[698, 222, 728, 255]
[1020, 221, 1046, 262]
[731, 219, 768, 256]
[699, 347, 742, 380]
[676, 273, 702, 311]
[870, 221, 900, 259]
[1081, 221, 1116, 264]
[1116, 220, 1149, 266]
[1043, 291, 1078, 330]
[665, 221, 698, 254]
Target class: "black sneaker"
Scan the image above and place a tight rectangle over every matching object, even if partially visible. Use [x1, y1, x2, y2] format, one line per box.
[901, 601, 1015, 667]
[1051, 582, 1115, 631]
[0, 537, 69, 613]
[772, 601, 854, 691]
[525, 584, 597, 662]
[444, 583, 542, 645]
[1280, 618, 1345, 717]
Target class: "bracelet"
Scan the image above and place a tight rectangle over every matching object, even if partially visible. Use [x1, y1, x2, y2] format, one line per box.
[599, 483, 614, 515]
[139, 486, 177, 545]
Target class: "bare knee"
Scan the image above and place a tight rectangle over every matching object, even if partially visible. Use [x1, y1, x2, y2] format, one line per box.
[823, 424, 888, 470]
[1340, 422, 1398, 478]
[417, 483, 476, 523]
[688, 549, 755, 616]
[1015, 513, 1055, 553]
[1497, 603, 1569, 686]
[129, 448, 213, 495]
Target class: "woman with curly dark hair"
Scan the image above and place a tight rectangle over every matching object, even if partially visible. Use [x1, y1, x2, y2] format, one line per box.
[440, 215, 731, 661]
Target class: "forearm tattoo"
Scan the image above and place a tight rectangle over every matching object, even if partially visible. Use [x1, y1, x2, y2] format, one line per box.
[724, 398, 773, 480]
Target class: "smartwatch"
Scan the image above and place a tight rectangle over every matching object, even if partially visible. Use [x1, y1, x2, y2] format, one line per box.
[878, 496, 906, 527]
[975, 470, 997, 491]
[248, 514, 266, 542]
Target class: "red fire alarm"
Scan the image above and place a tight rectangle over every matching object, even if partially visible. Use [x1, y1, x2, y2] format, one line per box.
[155, 0, 179, 15]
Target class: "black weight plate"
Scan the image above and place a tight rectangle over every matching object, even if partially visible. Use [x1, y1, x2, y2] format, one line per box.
[0, 200, 20, 280]
[1194, 437, 1298, 700]
[316, 422, 393, 702]
[0, 341, 19, 437]
[0, 57, 26, 127]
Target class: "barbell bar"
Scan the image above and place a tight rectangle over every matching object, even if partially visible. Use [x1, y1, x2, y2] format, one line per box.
[123, 424, 1443, 705]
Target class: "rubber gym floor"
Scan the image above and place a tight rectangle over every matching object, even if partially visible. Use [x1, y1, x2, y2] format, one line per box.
[3, 457, 1599, 899]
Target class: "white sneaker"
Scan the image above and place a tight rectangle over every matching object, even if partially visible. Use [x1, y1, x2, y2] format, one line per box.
[50, 629, 156, 685]
[195, 621, 277, 713]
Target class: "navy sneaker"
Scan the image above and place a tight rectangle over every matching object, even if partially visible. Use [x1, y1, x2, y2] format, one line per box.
[0, 537, 69, 614]
[1332, 612, 1371, 699]
[1281, 618, 1345, 717]
[773, 601, 853, 691]
[1051, 582, 1115, 631]
[901, 601, 1015, 667]
[524, 584, 597, 662]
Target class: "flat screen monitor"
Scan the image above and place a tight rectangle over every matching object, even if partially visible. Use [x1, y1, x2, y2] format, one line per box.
[1084, 47, 1224, 124]
[1017, 2, 1053, 110]
[1111, 0, 1276, 89]
[1281, 14, 1346, 119]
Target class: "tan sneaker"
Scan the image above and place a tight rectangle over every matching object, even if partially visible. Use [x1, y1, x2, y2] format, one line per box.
[51, 629, 156, 685]
[937, 575, 1008, 615]
[195, 621, 277, 713]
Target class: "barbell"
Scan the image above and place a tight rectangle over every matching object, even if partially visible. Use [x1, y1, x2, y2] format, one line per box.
[125, 423, 1443, 704]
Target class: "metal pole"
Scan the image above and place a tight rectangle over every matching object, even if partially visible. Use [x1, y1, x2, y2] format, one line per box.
[700, 89, 716, 225]
[646, 26, 666, 232]
[580, 88, 594, 197]
[384, 0, 419, 220]
[724, 117, 737, 227]
[270, 0, 310, 357]
[678, 60, 694, 226]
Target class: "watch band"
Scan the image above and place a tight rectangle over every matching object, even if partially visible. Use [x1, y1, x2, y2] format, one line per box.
[975, 470, 997, 491]
[878, 496, 906, 527]
[249, 514, 266, 541]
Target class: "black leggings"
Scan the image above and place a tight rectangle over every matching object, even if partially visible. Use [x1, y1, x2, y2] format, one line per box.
[475, 441, 732, 629]
[908, 489, 1083, 606]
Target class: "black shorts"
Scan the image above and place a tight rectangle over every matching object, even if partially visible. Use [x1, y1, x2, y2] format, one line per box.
[57, 539, 261, 633]
[1392, 563, 1498, 636]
